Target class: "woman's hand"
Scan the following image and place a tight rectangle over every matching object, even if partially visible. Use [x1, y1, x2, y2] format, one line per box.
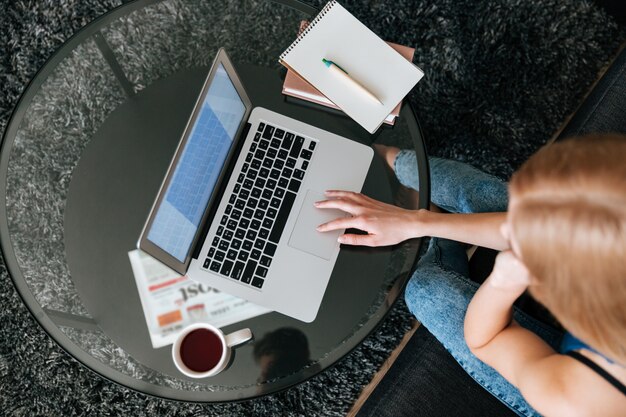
[315, 190, 425, 247]
[488, 250, 531, 295]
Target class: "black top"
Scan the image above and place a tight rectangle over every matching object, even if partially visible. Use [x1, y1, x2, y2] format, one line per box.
[566, 351, 626, 397]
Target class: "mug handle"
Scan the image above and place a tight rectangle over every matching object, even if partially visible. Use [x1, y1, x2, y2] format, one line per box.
[224, 328, 253, 348]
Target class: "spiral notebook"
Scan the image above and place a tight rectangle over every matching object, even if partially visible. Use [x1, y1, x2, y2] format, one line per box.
[282, 20, 416, 126]
[279, 0, 424, 133]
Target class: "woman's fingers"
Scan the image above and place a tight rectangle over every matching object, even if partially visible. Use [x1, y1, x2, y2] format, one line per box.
[316, 216, 365, 232]
[338, 233, 377, 247]
[323, 190, 374, 205]
[314, 198, 362, 215]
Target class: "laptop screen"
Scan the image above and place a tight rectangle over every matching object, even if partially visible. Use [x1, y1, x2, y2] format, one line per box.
[146, 64, 246, 262]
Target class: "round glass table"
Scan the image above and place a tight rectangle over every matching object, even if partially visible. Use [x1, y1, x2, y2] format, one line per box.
[0, 0, 429, 402]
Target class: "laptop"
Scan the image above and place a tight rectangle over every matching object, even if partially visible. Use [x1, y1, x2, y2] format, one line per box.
[138, 48, 373, 322]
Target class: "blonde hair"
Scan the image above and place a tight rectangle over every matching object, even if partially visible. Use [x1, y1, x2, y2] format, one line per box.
[509, 134, 626, 363]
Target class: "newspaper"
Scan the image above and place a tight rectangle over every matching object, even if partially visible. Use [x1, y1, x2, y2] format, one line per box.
[128, 250, 271, 348]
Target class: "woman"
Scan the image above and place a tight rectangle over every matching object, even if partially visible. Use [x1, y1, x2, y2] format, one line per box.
[315, 134, 626, 416]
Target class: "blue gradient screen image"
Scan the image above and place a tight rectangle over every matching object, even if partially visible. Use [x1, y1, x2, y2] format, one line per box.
[147, 64, 246, 262]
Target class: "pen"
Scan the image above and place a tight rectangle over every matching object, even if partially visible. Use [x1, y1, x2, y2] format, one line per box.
[322, 58, 383, 105]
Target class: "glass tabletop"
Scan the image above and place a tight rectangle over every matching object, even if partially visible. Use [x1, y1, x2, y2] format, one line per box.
[0, 0, 429, 402]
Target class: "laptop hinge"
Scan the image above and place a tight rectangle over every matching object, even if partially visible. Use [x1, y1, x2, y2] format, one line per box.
[191, 121, 252, 260]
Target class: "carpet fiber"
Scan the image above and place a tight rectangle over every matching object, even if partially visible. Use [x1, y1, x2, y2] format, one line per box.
[0, 0, 623, 416]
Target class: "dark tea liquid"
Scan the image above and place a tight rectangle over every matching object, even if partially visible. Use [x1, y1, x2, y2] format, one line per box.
[180, 329, 223, 372]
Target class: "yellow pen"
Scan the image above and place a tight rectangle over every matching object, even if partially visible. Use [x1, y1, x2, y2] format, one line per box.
[322, 58, 383, 105]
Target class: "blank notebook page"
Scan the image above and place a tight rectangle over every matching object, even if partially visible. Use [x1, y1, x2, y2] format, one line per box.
[280, 1, 423, 133]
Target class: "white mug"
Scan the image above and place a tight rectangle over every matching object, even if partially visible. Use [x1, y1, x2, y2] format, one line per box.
[172, 323, 252, 378]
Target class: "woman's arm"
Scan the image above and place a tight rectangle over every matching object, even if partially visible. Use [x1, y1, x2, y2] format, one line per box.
[464, 252, 580, 416]
[315, 190, 509, 250]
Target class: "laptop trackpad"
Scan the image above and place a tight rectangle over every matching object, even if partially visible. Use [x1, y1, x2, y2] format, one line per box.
[288, 189, 346, 260]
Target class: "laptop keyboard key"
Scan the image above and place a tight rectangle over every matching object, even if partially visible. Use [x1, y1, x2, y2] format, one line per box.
[281, 167, 293, 178]
[269, 191, 296, 243]
[251, 249, 261, 260]
[252, 277, 265, 289]
[263, 242, 277, 257]
[242, 240, 253, 251]
[290, 136, 305, 158]
[288, 179, 301, 193]
[300, 149, 312, 160]
[220, 260, 234, 276]
[203, 258, 211, 269]
[231, 261, 245, 280]
[256, 265, 268, 278]
[282, 133, 294, 150]
[210, 261, 221, 273]
[227, 249, 237, 260]
[294, 169, 305, 180]
[242, 261, 256, 284]
[215, 251, 225, 262]
[262, 125, 274, 139]
[260, 256, 272, 268]
[238, 251, 249, 262]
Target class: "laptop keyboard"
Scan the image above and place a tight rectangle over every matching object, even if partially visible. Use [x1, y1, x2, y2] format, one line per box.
[201, 121, 317, 289]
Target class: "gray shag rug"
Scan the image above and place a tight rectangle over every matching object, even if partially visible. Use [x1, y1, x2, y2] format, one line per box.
[0, 0, 623, 416]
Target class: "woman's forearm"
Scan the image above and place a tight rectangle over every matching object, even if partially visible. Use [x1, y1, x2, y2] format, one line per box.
[464, 252, 531, 350]
[464, 277, 519, 349]
[417, 211, 509, 250]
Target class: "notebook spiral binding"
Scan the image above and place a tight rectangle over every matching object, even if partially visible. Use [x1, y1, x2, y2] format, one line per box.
[279, 0, 338, 61]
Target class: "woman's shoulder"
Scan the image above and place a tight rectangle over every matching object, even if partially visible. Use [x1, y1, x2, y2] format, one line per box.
[532, 351, 626, 417]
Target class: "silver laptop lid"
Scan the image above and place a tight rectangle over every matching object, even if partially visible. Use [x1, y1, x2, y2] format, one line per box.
[138, 48, 252, 274]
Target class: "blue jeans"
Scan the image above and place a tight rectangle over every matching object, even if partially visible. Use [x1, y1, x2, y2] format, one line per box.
[395, 151, 563, 417]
